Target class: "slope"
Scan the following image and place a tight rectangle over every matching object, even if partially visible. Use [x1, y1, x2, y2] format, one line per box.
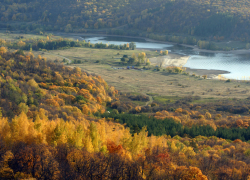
[0, 0, 250, 40]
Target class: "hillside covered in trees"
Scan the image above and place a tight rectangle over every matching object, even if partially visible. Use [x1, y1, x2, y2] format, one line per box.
[1, 0, 250, 41]
[0, 47, 118, 121]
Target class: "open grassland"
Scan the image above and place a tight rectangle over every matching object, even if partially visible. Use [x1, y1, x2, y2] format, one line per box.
[71, 62, 250, 101]
[43, 47, 160, 64]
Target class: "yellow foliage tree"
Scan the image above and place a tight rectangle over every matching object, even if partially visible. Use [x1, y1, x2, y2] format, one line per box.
[27, 79, 39, 88]
[17, 41, 26, 47]
[129, 127, 148, 155]
[0, 47, 7, 54]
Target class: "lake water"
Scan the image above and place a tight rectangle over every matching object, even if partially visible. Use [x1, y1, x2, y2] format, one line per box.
[83, 36, 250, 80]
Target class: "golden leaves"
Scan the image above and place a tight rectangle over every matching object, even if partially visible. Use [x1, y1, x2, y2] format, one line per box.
[0, 47, 7, 54]
[27, 79, 39, 88]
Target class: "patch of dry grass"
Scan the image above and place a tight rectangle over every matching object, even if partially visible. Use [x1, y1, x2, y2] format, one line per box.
[73, 63, 250, 100]
[46, 47, 159, 64]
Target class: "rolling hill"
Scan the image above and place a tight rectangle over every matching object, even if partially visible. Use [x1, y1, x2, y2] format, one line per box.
[1, 0, 250, 40]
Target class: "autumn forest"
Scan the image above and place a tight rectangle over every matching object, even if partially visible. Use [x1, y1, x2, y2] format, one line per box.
[1, 0, 250, 179]
[0, 41, 249, 179]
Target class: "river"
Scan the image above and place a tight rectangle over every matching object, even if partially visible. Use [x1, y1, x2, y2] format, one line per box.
[82, 36, 250, 80]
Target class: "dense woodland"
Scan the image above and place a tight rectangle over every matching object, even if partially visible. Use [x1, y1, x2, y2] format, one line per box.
[0, 48, 250, 179]
[0, 47, 119, 120]
[1, 0, 250, 42]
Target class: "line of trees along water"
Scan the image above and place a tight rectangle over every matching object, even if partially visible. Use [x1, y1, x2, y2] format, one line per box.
[101, 113, 250, 141]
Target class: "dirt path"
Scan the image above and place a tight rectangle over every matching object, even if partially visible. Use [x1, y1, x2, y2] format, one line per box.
[145, 94, 153, 106]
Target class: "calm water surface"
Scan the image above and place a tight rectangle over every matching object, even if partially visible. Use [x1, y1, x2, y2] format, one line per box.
[83, 36, 250, 80]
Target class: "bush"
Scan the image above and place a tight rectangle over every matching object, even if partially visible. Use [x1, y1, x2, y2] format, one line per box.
[202, 75, 207, 79]
[166, 66, 185, 74]
[112, 109, 119, 114]
[15, 49, 25, 55]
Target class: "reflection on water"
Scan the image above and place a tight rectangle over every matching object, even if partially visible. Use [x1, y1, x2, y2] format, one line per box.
[83, 36, 250, 80]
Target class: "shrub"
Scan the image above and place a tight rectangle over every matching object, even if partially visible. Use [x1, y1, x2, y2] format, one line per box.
[166, 66, 185, 74]
[197, 115, 204, 119]
[215, 114, 222, 120]
[202, 75, 207, 79]
[205, 112, 212, 119]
